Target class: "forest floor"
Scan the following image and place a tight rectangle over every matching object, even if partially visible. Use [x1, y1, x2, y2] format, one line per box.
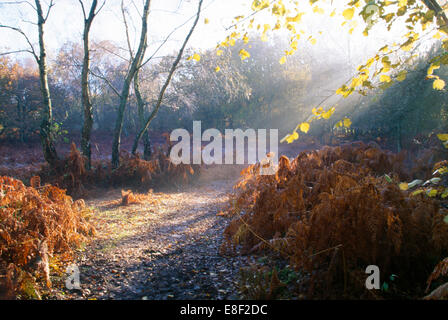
[0, 136, 321, 300]
[52, 167, 249, 300]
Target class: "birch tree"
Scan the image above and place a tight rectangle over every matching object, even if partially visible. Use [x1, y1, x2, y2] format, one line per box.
[79, 0, 104, 169]
[0, 0, 59, 166]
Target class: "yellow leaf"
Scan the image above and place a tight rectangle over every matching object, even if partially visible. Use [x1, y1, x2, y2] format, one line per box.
[290, 41, 298, 50]
[252, 0, 270, 11]
[286, 13, 304, 23]
[437, 133, 448, 141]
[263, 24, 270, 33]
[312, 107, 323, 116]
[313, 6, 324, 14]
[380, 75, 391, 83]
[283, 131, 299, 144]
[215, 66, 221, 72]
[322, 107, 335, 119]
[342, 8, 355, 20]
[204, 18, 209, 24]
[399, 183, 409, 191]
[411, 190, 424, 196]
[380, 45, 389, 53]
[427, 189, 438, 197]
[401, 43, 414, 51]
[279, 56, 287, 64]
[350, 77, 362, 88]
[433, 78, 445, 90]
[299, 122, 310, 133]
[309, 38, 317, 45]
[428, 64, 440, 75]
[216, 49, 223, 56]
[239, 49, 251, 60]
[343, 118, 352, 128]
[192, 53, 201, 62]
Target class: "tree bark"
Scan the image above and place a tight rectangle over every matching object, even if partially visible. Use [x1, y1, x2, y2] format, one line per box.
[133, 69, 152, 160]
[35, 0, 58, 167]
[131, 0, 203, 155]
[111, 0, 151, 168]
[80, 0, 100, 170]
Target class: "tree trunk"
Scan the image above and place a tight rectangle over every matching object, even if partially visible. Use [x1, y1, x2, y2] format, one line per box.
[80, 0, 99, 170]
[111, 0, 150, 168]
[134, 69, 152, 160]
[131, 0, 203, 155]
[36, 0, 58, 166]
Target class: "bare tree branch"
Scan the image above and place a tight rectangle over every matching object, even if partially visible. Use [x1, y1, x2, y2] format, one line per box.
[0, 24, 38, 61]
[132, 0, 204, 154]
[139, 0, 215, 69]
[121, 0, 134, 62]
[89, 68, 122, 97]
[0, 49, 33, 56]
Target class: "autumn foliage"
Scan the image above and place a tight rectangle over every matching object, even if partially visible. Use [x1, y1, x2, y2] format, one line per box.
[110, 146, 198, 190]
[38, 143, 199, 197]
[222, 142, 448, 298]
[0, 176, 95, 299]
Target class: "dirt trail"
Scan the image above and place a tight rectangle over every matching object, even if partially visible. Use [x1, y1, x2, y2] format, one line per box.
[62, 175, 246, 300]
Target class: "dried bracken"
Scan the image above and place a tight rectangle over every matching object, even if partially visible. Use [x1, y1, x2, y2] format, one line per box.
[425, 257, 448, 299]
[0, 176, 95, 299]
[223, 142, 448, 298]
[110, 146, 199, 190]
[39, 143, 199, 197]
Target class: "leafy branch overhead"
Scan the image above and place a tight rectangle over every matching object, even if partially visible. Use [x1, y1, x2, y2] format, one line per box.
[193, 0, 448, 143]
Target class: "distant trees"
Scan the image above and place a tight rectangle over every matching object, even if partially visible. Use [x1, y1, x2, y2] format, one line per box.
[0, 34, 351, 147]
[0, 57, 41, 142]
[0, 0, 59, 165]
[3, 0, 448, 168]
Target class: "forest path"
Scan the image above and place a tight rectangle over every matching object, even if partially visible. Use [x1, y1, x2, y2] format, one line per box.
[63, 176, 245, 300]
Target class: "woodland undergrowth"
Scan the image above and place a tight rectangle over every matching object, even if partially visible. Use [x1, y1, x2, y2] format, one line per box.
[222, 142, 448, 299]
[0, 176, 94, 299]
[0, 141, 198, 299]
[38, 142, 199, 198]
